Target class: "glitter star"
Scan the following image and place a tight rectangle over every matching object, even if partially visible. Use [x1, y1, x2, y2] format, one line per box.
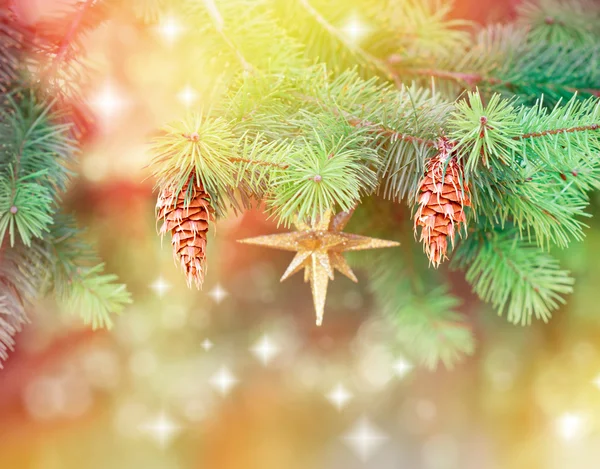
[150, 276, 171, 298]
[89, 82, 128, 121]
[342, 417, 389, 461]
[556, 412, 588, 441]
[593, 374, 600, 389]
[326, 383, 353, 410]
[177, 85, 198, 107]
[340, 15, 372, 44]
[209, 284, 228, 304]
[141, 411, 181, 448]
[201, 339, 214, 351]
[250, 335, 279, 365]
[238, 210, 398, 325]
[209, 367, 238, 395]
[156, 16, 184, 44]
[393, 357, 414, 379]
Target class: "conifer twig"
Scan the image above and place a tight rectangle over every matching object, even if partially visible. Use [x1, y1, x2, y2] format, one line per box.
[297, 0, 400, 85]
[515, 123, 600, 140]
[203, 0, 254, 73]
[228, 156, 289, 169]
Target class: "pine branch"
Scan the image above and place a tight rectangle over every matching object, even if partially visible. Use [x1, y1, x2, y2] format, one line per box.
[0, 8, 24, 92]
[391, 21, 600, 105]
[453, 229, 574, 325]
[292, 0, 399, 83]
[449, 93, 600, 248]
[202, 0, 254, 72]
[368, 248, 475, 369]
[516, 123, 600, 140]
[517, 0, 600, 46]
[0, 240, 45, 364]
[43, 213, 131, 330]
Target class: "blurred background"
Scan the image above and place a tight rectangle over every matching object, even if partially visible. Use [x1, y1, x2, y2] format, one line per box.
[2, 1, 600, 468]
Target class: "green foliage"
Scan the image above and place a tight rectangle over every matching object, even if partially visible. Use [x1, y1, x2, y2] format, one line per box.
[0, 172, 54, 246]
[0, 8, 23, 91]
[4, 0, 596, 369]
[270, 131, 378, 225]
[453, 230, 574, 325]
[150, 114, 238, 214]
[369, 249, 475, 369]
[0, 241, 44, 363]
[450, 94, 600, 248]
[143, 0, 600, 370]
[0, 2, 132, 363]
[449, 93, 522, 176]
[517, 0, 600, 46]
[45, 215, 132, 329]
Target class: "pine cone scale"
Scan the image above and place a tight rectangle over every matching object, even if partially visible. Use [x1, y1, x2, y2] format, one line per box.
[414, 138, 470, 267]
[157, 179, 213, 288]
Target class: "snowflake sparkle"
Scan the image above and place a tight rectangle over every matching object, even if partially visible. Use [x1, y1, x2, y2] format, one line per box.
[250, 335, 279, 365]
[141, 411, 181, 448]
[326, 383, 353, 410]
[150, 276, 171, 298]
[177, 85, 199, 107]
[156, 16, 184, 44]
[342, 417, 388, 461]
[209, 367, 238, 395]
[209, 284, 228, 304]
[393, 357, 414, 379]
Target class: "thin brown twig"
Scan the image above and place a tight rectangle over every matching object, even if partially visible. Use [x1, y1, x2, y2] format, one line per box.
[347, 116, 437, 147]
[404, 66, 600, 98]
[297, 0, 400, 85]
[228, 156, 289, 169]
[515, 124, 600, 140]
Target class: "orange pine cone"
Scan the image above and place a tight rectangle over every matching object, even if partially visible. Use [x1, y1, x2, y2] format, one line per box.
[414, 138, 470, 267]
[157, 178, 214, 288]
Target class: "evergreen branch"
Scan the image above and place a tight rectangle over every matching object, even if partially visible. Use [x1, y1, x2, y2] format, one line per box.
[295, 0, 399, 83]
[0, 8, 24, 92]
[517, 0, 600, 46]
[368, 248, 475, 369]
[516, 123, 600, 140]
[53, 0, 95, 64]
[228, 156, 289, 169]
[391, 21, 600, 105]
[346, 116, 437, 147]
[44, 214, 131, 330]
[150, 113, 238, 215]
[202, 0, 254, 72]
[269, 131, 379, 225]
[59, 264, 131, 330]
[454, 229, 574, 325]
[0, 240, 46, 364]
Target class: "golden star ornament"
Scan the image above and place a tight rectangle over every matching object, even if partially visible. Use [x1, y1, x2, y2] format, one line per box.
[238, 210, 399, 326]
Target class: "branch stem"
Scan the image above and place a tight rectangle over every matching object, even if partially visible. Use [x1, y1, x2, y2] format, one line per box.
[515, 124, 600, 140]
[228, 156, 289, 169]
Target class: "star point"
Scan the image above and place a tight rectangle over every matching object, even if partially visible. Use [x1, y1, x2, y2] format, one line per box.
[150, 276, 171, 298]
[209, 284, 228, 304]
[342, 417, 388, 461]
[250, 335, 279, 365]
[209, 367, 238, 395]
[326, 383, 353, 410]
[201, 339, 213, 351]
[141, 411, 181, 448]
[238, 210, 398, 325]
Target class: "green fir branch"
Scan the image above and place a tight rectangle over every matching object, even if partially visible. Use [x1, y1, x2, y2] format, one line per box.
[517, 0, 600, 46]
[43, 214, 132, 330]
[453, 229, 574, 325]
[369, 249, 475, 369]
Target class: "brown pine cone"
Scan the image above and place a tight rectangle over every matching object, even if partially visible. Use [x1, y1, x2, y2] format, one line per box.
[157, 178, 214, 288]
[414, 138, 470, 267]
